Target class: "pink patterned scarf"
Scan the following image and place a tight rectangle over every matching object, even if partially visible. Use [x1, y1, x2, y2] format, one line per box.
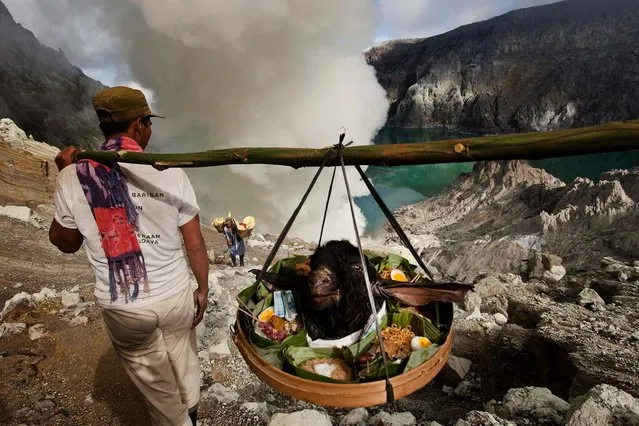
[76, 136, 149, 302]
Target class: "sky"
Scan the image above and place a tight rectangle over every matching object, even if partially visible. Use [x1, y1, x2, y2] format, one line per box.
[2, 0, 560, 240]
[4, 0, 560, 87]
[373, 0, 558, 42]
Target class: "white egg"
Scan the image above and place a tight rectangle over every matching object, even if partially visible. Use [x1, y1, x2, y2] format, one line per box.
[410, 336, 432, 351]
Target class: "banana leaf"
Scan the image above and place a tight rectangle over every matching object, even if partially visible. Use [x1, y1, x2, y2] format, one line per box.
[357, 356, 406, 381]
[268, 254, 309, 274]
[252, 293, 273, 317]
[388, 311, 443, 344]
[256, 281, 271, 300]
[284, 346, 357, 383]
[390, 312, 442, 372]
[347, 314, 389, 358]
[236, 281, 271, 311]
[237, 283, 257, 308]
[363, 249, 385, 265]
[386, 299, 403, 314]
[404, 343, 441, 372]
[365, 251, 419, 279]
[253, 344, 287, 370]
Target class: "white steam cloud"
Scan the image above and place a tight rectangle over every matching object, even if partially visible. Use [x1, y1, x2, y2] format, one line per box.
[7, 0, 389, 241]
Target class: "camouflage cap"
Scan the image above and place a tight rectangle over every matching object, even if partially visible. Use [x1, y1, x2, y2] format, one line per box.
[92, 86, 163, 123]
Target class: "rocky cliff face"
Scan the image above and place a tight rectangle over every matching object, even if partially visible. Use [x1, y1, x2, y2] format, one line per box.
[0, 118, 60, 207]
[387, 160, 639, 281]
[0, 1, 105, 149]
[367, 0, 639, 132]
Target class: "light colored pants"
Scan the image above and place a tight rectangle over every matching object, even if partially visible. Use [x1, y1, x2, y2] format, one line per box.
[102, 285, 200, 426]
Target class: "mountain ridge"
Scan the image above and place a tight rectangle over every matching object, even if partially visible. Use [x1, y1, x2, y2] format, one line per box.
[0, 0, 105, 149]
[367, 0, 639, 133]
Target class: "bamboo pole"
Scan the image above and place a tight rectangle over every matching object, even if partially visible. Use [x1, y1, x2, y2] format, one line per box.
[76, 120, 639, 169]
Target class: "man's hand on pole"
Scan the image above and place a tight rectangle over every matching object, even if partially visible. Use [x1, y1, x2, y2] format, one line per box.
[55, 146, 80, 171]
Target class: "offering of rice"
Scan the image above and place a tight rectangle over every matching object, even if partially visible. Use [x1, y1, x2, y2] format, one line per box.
[255, 306, 302, 342]
[374, 324, 415, 360]
[299, 357, 353, 381]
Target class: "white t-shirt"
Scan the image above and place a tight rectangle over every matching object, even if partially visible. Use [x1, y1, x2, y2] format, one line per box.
[53, 163, 200, 310]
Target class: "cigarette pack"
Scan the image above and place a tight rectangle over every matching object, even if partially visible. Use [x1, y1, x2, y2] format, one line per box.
[273, 291, 286, 318]
[284, 290, 298, 321]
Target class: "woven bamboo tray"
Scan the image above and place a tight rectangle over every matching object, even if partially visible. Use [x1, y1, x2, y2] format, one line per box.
[232, 312, 453, 407]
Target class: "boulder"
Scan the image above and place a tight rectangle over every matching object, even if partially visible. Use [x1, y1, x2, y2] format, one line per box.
[0, 322, 27, 339]
[470, 274, 511, 316]
[368, 411, 416, 426]
[601, 257, 639, 282]
[493, 313, 508, 326]
[69, 316, 88, 326]
[32, 287, 57, 303]
[577, 288, 605, 309]
[207, 249, 216, 262]
[0, 292, 33, 320]
[59, 290, 81, 308]
[248, 234, 274, 250]
[566, 384, 639, 426]
[269, 410, 331, 426]
[491, 387, 569, 425]
[0, 118, 28, 148]
[207, 341, 231, 358]
[241, 402, 270, 424]
[528, 253, 566, 283]
[0, 205, 32, 221]
[438, 355, 473, 385]
[0, 205, 45, 228]
[28, 324, 48, 340]
[464, 292, 482, 313]
[454, 379, 477, 398]
[542, 265, 567, 284]
[339, 407, 368, 426]
[454, 411, 516, 426]
[200, 383, 239, 406]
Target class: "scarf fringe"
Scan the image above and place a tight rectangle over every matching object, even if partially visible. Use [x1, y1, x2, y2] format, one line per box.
[108, 255, 150, 302]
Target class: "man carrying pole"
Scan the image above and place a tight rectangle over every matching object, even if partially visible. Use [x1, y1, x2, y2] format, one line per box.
[49, 86, 209, 426]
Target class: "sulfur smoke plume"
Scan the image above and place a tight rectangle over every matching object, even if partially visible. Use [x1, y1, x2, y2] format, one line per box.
[18, 0, 389, 241]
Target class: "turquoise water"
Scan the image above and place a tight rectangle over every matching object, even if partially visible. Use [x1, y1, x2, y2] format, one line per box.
[356, 127, 639, 234]
[530, 152, 639, 183]
[355, 127, 477, 233]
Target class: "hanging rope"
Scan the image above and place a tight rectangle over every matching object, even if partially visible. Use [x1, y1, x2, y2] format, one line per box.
[319, 134, 353, 246]
[354, 165, 435, 282]
[253, 147, 336, 289]
[317, 165, 337, 247]
[338, 146, 395, 407]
